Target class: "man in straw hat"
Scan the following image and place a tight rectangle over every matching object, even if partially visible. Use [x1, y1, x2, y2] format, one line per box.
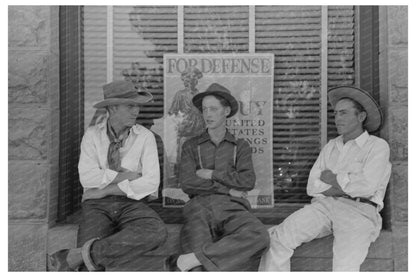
[48, 80, 169, 271]
[169, 83, 270, 271]
[259, 86, 392, 271]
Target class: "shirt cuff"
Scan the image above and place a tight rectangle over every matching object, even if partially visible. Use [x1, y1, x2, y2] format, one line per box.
[117, 180, 157, 201]
[336, 172, 350, 190]
[117, 179, 130, 196]
[101, 168, 118, 189]
[313, 179, 332, 194]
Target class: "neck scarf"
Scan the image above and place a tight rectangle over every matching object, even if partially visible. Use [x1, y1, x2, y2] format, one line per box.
[106, 120, 129, 171]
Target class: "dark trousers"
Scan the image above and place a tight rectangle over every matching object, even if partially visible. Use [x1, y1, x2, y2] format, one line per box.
[77, 195, 168, 271]
[181, 194, 270, 271]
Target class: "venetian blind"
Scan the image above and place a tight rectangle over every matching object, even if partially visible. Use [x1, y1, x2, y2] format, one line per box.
[116, 5, 178, 125]
[83, 6, 178, 127]
[327, 6, 356, 140]
[255, 6, 356, 203]
[255, 6, 322, 203]
[184, 6, 249, 53]
[83, 6, 108, 128]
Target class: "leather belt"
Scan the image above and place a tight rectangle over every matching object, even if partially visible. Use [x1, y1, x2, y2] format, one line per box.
[340, 195, 377, 208]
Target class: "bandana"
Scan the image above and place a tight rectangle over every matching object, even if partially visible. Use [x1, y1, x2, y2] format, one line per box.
[106, 120, 129, 171]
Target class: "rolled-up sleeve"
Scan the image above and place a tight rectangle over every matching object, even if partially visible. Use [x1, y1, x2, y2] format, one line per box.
[337, 140, 391, 198]
[117, 132, 160, 200]
[78, 130, 117, 189]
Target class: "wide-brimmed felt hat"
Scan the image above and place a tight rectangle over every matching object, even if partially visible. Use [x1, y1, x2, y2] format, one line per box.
[192, 83, 239, 118]
[93, 80, 153, 109]
[328, 86, 383, 132]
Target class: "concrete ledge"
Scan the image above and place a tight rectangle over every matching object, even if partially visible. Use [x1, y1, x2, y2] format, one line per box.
[47, 224, 394, 271]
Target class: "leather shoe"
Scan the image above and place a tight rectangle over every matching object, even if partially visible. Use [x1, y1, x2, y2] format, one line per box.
[166, 254, 181, 271]
[47, 249, 75, 271]
[189, 265, 206, 271]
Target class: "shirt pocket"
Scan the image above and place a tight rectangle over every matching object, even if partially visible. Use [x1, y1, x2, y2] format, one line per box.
[348, 161, 364, 173]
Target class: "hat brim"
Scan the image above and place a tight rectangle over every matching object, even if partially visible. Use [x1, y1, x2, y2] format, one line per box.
[93, 93, 153, 109]
[328, 86, 383, 132]
[192, 91, 239, 118]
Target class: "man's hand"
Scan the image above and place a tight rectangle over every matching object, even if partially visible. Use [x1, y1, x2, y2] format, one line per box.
[123, 171, 142, 181]
[82, 188, 106, 202]
[82, 184, 126, 202]
[320, 169, 338, 187]
[111, 169, 142, 185]
[229, 188, 248, 199]
[320, 169, 345, 197]
[196, 169, 213, 180]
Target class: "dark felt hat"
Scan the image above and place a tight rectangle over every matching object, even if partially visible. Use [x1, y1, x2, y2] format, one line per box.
[328, 86, 383, 132]
[192, 83, 239, 118]
[93, 80, 153, 109]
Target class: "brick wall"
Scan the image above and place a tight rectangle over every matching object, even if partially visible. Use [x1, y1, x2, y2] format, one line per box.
[379, 6, 408, 271]
[8, 6, 59, 271]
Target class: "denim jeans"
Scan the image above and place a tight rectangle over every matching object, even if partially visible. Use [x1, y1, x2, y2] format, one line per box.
[77, 195, 168, 271]
[181, 194, 270, 271]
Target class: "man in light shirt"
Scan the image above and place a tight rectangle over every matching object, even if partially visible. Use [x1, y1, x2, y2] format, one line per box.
[259, 86, 392, 271]
[48, 80, 167, 271]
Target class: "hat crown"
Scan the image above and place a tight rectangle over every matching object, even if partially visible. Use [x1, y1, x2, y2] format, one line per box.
[204, 83, 231, 95]
[102, 80, 137, 99]
[192, 82, 239, 118]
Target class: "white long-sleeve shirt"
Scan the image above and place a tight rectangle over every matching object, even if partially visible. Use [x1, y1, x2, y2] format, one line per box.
[78, 120, 160, 201]
[307, 131, 391, 211]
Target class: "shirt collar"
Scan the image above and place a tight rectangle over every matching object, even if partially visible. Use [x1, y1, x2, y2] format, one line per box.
[354, 130, 370, 148]
[336, 130, 369, 149]
[198, 129, 237, 145]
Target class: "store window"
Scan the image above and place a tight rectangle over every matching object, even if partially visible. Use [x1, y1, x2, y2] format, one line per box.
[58, 6, 382, 225]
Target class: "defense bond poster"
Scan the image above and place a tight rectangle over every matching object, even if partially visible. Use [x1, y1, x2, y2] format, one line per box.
[162, 53, 274, 208]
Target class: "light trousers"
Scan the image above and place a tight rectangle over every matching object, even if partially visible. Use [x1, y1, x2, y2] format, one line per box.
[259, 197, 381, 271]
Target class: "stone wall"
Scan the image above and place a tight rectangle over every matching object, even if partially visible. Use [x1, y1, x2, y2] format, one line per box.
[7, 5, 408, 271]
[379, 6, 408, 271]
[8, 6, 59, 271]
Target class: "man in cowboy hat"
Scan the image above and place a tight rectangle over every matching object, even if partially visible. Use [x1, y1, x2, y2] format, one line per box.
[259, 86, 392, 271]
[48, 80, 169, 271]
[170, 83, 270, 271]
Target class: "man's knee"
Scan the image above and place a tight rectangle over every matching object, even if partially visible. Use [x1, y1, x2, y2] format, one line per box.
[243, 222, 270, 251]
[147, 218, 168, 247]
[257, 227, 271, 250]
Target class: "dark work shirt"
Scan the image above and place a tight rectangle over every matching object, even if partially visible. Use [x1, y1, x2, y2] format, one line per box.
[179, 129, 256, 197]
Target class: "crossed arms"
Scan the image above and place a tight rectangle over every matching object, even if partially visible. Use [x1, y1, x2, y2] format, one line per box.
[78, 128, 160, 201]
[179, 139, 255, 198]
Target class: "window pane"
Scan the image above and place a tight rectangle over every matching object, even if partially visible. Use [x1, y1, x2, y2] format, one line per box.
[184, 6, 249, 53]
[327, 6, 356, 141]
[256, 6, 323, 203]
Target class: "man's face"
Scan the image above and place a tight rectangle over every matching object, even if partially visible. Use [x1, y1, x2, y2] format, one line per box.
[110, 104, 140, 129]
[202, 95, 230, 131]
[334, 99, 365, 137]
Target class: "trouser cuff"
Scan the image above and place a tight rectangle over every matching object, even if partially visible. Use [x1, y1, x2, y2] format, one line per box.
[81, 237, 101, 271]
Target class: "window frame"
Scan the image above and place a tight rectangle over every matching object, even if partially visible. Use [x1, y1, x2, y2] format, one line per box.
[57, 5, 385, 226]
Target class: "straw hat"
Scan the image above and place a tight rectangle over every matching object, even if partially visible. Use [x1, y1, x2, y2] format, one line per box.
[328, 86, 383, 132]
